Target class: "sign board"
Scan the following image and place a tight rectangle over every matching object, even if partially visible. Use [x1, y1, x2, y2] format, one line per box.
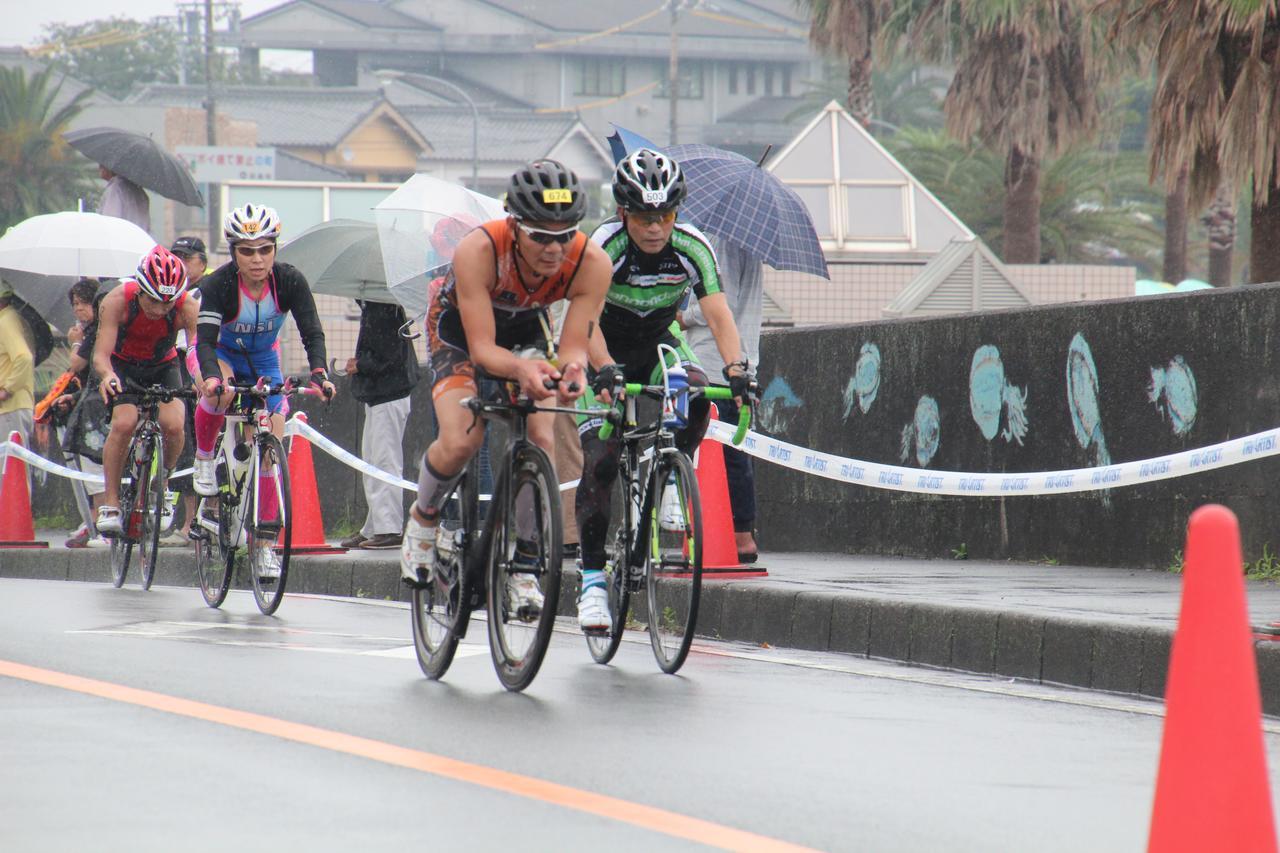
[176, 146, 277, 182]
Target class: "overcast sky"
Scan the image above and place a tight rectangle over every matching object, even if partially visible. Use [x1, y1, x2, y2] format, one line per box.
[9, 1, 283, 48]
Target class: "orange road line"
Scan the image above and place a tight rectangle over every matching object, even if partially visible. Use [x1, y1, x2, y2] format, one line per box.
[0, 658, 818, 853]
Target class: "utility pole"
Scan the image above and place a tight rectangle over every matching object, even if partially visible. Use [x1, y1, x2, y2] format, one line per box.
[667, 0, 679, 145]
[204, 0, 220, 254]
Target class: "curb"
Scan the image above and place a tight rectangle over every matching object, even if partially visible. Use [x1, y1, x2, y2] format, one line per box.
[6, 549, 1278, 714]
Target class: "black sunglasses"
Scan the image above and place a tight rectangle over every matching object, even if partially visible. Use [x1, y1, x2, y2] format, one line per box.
[234, 244, 276, 257]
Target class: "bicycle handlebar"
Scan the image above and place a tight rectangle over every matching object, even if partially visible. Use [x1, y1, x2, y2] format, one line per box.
[120, 378, 198, 403]
[597, 383, 753, 444]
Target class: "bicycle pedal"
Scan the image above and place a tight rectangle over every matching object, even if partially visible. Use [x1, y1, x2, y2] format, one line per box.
[581, 625, 610, 637]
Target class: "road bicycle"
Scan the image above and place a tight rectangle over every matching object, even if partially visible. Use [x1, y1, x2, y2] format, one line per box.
[410, 374, 580, 692]
[107, 382, 197, 591]
[190, 376, 316, 615]
[586, 352, 752, 673]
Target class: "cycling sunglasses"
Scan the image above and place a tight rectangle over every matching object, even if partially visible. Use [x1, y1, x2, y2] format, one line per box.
[517, 222, 578, 245]
[629, 210, 677, 227]
[234, 243, 276, 257]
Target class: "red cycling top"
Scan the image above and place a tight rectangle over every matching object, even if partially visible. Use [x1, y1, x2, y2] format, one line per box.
[111, 279, 187, 366]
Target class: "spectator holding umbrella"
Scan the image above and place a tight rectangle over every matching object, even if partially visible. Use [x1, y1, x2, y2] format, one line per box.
[97, 165, 151, 235]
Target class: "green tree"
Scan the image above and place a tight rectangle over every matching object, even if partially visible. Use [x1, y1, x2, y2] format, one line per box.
[1108, 1, 1278, 283]
[795, 0, 891, 125]
[789, 59, 943, 135]
[0, 66, 95, 232]
[884, 1, 1118, 264]
[39, 17, 182, 100]
[889, 128, 1162, 270]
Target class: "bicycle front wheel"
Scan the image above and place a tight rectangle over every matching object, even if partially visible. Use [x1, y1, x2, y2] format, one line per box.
[411, 469, 478, 680]
[194, 456, 235, 608]
[586, 474, 634, 665]
[247, 434, 291, 615]
[486, 444, 562, 692]
[646, 450, 702, 674]
[138, 434, 165, 591]
[109, 435, 144, 588]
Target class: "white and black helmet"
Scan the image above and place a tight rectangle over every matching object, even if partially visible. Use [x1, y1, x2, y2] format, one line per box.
[223, 203, 282, 244]
[613, 148, 686, 212]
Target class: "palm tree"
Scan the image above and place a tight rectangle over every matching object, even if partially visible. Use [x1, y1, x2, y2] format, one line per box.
[787, 59, 944, 134]
[1113, 0, 1280, 283]
[0, 66, 95, 232]
[884, 1, 1114, 264]
[796, 0, 891, 126]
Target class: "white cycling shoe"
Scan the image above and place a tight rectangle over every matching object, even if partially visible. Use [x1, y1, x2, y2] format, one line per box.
[659, 479, 686, 532]
[256, 545, 281, 579]
[506, 573, 545, 622]
[577, 585, 612, 633]
[400, 515, 436, 585]
[96, 505, 124, 536]
[193, 456, 218, 496]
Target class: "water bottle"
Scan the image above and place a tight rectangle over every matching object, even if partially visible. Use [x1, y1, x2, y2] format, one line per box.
[664, 363, 689, 428]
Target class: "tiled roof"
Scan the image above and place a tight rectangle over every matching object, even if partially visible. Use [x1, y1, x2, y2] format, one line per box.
[400, 106, 579, 162]
[246, 0, 437, 30]
[474, 0, 806, 40]
[716, 96, 804, 125]
[383, 71, 534, 111]
[128, 85, 385, 147]
[275, 149, 351, 180]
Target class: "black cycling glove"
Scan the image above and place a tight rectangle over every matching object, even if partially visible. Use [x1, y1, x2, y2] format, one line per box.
[723, 365, 758, 402]
[591, 363, 624, 397]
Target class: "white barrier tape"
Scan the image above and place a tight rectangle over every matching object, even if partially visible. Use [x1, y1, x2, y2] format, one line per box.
[284, 418, 584, 497]
[705, 420, 1280, 497]
[0, 441, 193, 487]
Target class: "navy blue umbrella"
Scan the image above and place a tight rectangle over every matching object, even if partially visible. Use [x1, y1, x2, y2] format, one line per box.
[606, 124, 662, 164]
[666, 143, 828, 280]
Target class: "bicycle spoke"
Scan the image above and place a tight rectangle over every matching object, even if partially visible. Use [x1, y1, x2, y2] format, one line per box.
[646, 452, 702, 674]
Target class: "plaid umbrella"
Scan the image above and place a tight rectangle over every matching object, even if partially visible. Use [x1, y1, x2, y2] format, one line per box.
[665, 144, 828, 280]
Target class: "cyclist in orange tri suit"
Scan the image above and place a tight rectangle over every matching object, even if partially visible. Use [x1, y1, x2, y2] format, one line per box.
[401, 160, 611, 620]
[92, 246, 198, 535]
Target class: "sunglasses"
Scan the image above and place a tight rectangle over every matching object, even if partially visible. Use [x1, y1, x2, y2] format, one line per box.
[234, 244, 276, 257]
[630, 210, 677, 227]
[517, 222, 578, 245]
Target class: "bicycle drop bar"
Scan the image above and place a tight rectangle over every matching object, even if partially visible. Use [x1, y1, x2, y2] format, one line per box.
[597, 384, 752, 444]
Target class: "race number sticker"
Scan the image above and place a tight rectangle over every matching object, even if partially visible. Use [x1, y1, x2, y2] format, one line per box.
[542, 189, 573, 203]
[642, 189, 668, 204]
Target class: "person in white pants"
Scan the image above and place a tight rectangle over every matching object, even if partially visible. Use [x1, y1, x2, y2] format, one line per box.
[342, 300, 419, 550]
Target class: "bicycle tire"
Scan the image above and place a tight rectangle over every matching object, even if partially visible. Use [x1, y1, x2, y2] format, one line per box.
[138, 434, 165, 591]
[195, 456, 235, 608]
[645, 450, 702, 674]
[586, 473, 635, 664]
[247, 433, 291, 615]
[486, 444, 562, 692]
[411, 468, 478, 680]
[109, 433, 145, 588]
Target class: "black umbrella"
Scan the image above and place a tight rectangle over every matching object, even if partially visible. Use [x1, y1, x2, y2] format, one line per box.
[64, 127, 204, 208]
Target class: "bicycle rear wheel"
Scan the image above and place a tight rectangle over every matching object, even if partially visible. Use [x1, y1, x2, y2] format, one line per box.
[645, 450, 702, 674]
[137, 435, 165, 591]
[247, 434, 291, 615]
[194, 455, 235, 608]
[411, 469, 478, 680]
[486, 444, 562, 692]
[586, 473, 635, 665]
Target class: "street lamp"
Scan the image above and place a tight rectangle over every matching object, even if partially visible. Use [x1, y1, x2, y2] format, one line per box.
[377, 69, 479, 189]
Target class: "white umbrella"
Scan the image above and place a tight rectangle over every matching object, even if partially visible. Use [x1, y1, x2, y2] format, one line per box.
[0, 211, 155, 278]
[374, 175, 505, 317]
[277, 219, 426, 304]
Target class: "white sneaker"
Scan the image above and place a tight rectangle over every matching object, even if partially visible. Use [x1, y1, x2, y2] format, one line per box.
[400, 515, 436, 585]
[193, 456, 218, 496]
[256, 545, 281, 579]
[659, 478, 685, 532]
[96, 505, 123, 536]
[160, 491, 177, 533]
[506, 572, 544, 621]
[577, 585, 612, 632]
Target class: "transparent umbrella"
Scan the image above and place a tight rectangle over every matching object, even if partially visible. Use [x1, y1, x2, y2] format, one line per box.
[277, 219, 425, 305]
[374, 175, 505, 317]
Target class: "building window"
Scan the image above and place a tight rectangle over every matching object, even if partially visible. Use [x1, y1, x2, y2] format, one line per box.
[728, 63, 738, 95]
[764, 66, 775, 96]
[658, 61, 704, 99]
[574, 58, 625, 97]
[746, 65, 756, 96]
[782, 65, 792, 97]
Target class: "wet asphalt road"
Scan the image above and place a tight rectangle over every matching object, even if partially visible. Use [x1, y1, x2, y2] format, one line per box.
[3, 578, 1279, 852]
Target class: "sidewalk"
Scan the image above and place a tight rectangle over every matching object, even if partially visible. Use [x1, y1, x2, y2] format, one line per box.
[7, 533, 1280, 713]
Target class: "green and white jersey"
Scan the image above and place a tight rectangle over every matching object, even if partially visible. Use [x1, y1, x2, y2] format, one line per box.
[590, 219, 721, 351]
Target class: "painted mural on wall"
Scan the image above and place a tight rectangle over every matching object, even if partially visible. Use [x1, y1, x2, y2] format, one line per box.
[1066, 333, 1112, 506]
[900, 395, 941, 467]
[759, 376, 803, 434]
[1148, 356, 1198, 436]
[842, 342, 882, 419]
[968, 345, 1030, 445]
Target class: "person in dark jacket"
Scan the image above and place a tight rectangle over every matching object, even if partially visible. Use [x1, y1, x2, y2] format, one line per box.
[341, 300, 418, 549]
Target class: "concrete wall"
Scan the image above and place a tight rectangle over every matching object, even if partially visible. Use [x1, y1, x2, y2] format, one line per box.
[753, 283, 1280, 569]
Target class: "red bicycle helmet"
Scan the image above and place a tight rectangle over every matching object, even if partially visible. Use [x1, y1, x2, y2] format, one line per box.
[135, 245, 189, 303]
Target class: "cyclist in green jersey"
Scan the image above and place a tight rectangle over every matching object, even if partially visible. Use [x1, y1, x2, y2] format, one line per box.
[574, 148, 755, 633]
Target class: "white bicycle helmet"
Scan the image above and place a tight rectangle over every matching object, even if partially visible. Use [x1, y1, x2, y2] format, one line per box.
[223, 203, 282, 244]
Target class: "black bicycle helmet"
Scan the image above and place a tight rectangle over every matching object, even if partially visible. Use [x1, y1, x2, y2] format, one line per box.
[612, 148, 686, 212]
[504, 159, 586, 223]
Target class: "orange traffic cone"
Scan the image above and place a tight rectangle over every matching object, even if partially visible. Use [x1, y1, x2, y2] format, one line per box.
[280, 413, 345, 555]
[1148, 505, 1277, 853]
[695, 408, 765, 579]
[0, 431, 49, 548]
